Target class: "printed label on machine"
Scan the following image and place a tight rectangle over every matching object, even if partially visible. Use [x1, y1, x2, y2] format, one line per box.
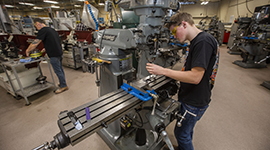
[102, 34, 117, 41]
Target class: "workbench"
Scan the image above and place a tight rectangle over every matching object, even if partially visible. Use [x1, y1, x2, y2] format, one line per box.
[1, 57, 57, 105]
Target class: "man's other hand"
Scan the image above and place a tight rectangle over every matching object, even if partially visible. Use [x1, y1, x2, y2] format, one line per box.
[41, 48, 46, 53]
[146, 63, 165, 75]
[26, 50, 30, 57]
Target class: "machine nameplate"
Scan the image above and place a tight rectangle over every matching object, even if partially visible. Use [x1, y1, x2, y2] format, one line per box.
[102, 34, 117, 41]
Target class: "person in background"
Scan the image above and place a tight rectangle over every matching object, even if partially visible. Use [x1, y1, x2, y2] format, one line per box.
[146, 12, 219, 150]
[75, 20, 88, 31]
[26, 18, 68, 94]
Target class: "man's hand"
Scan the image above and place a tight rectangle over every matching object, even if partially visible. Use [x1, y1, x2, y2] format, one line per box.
[25, 49, 30, 57]
[146, 63, 165, 75]
[25, 39, 42, 57]
[41, 48, 46, 53]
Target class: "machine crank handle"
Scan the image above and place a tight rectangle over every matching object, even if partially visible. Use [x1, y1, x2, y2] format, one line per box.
[163, 99, 177, 115]
[255, 55, 269, 64]
[160, 130, 175, 150]
[32, 142, 51, 150]
[32, 131, 71, 150]
[95, 63, 100, 86]
[176, 110, 197, 127]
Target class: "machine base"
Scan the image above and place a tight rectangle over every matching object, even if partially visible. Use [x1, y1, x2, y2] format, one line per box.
[227, 50, 242, 55]
[233, 60, 267, 68]
[97, 128, 165, 150]
[261, 81, 270, 90]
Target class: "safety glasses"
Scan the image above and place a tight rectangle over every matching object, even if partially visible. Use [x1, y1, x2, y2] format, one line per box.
[171, 23, 181, 37]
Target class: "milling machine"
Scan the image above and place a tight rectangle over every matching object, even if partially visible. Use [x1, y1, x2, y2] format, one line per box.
[205, 15, 225, 46]
[197, 15, 225, 45]
[233, 5, 270, 68]
[33, 0, 188, 150]
[60, 29, 93, 71]
[227, 17, 252, 55]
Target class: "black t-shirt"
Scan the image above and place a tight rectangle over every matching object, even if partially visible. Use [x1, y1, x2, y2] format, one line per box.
[178, 32, 219, 107]
[36, 27, 62, 57]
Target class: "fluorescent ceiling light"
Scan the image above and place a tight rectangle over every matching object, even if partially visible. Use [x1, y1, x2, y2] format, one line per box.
[33, 7, 43, 9]
[19, 2, 35, 6]
[5, 5, 15, 8]
[180, 2, 195, 5]
[51, 5, 60, 8]
[75, 5, 81, 7]
[44, 0, 59, 4]
[99, 3, 105, 5]
[201, 1, 209, 5]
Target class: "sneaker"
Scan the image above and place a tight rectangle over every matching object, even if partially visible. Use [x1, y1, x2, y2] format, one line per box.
[163, 144, 179, 150]
[55, 86, 69, 94]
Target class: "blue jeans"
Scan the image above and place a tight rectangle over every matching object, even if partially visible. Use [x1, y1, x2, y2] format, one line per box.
[174, 102, 209, 150]
[50, 56, 67, 88]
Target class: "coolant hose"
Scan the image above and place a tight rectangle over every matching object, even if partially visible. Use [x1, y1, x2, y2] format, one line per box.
[85, 1, 98, 31]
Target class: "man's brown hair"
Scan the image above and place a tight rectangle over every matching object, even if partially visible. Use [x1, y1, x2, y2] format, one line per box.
[33, 18, 46, 24]
[165, 12, 194, 29]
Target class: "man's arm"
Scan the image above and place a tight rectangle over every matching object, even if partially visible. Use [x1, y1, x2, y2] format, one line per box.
[146, 63, 205, 84]
[25, 39, 42, 56]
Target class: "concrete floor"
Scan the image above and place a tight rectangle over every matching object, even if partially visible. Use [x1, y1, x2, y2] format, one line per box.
[0, 45, 270, 150]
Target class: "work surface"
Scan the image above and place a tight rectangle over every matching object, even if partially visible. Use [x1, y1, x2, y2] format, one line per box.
[0, 45, 270, 150]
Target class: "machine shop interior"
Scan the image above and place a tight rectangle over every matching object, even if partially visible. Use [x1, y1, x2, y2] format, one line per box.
[0, 0, 270, 150]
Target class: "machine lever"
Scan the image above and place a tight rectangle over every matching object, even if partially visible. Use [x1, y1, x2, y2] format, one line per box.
[150, 93, 159, 115]
[160, 130, 174, 150]
[101, 121, 108, 128]
[177, 110, 197, 127]
[95, 63, 100, 86]
[255, 55, 270, 64]
[32, 142, 52, 150]
[163, 99, 176, 115]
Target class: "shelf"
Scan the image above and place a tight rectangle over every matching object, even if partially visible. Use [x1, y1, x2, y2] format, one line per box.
[1, 57, 57, 105]
[1, 57, 46, 68]
[16, 82, 55, 97]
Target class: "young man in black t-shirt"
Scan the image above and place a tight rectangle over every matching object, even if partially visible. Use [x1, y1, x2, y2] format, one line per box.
[26, 18, 68, 94]
[146, 12, 219, 150]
